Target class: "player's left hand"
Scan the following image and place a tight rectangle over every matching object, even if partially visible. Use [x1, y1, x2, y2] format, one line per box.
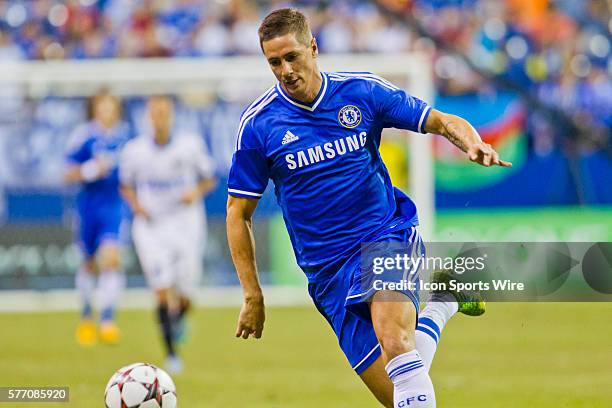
[180, 188, 201, 205]
[467, 142, 512, 167]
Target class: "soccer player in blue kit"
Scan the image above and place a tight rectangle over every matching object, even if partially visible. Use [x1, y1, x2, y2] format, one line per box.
[65, 89, 131, 346]
[226, 9, 511, 407]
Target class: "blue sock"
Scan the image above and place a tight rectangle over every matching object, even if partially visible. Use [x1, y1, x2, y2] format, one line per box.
[100, 307, 114, 322]
[82, 303, 93, 319]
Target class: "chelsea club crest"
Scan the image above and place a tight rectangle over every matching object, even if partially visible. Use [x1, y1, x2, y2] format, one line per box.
[338, 105, 362, 129]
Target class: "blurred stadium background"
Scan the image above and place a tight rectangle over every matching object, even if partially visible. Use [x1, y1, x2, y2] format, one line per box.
[0, 0, 610, 406]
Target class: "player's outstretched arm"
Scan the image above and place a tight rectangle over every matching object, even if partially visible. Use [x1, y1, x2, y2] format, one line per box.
[424, 109, 512, 167]
[226, 195, 265, 339]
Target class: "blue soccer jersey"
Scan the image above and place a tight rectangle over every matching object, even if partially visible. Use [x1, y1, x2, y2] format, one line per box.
[66, 121, 131, 255]
[228, 72, 431, 275]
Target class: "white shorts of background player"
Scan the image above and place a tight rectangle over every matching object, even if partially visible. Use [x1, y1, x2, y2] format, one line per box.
[132, 208, 205, 298]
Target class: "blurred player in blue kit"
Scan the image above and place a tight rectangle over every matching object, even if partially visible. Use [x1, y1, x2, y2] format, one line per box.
[120, 96, 216, 373]
[65, 89, 131, 346]
[226, 9, 511, 408]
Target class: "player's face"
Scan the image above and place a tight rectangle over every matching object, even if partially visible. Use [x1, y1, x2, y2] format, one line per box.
[262, 33, 320, 102]
[94, 95, 120, 128]
[148, 97, 173, 141]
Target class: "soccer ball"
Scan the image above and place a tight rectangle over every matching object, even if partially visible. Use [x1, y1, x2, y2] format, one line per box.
[104, 363, 177, 408]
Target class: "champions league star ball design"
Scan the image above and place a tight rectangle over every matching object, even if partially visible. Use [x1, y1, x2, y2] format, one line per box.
[338, 105, 362, 128]
[105, 363, 177, 408]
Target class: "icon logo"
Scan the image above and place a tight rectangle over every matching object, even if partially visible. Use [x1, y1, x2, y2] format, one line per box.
[338, 105, 362, 128]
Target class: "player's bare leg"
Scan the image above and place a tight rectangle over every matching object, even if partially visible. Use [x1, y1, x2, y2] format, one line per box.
[75, 258, 98, 346]
[359, 356, 394, 407]
[370, 291, 435, 407]
[97, 242, 124, 344]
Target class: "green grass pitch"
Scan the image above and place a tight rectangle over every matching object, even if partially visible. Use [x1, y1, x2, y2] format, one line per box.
[1, 303, 610, 407]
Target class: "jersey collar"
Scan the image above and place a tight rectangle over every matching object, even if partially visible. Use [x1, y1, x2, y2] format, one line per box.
[275, 72, 328, 112]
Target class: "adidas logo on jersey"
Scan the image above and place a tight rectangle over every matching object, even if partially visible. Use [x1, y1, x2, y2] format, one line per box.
[281, 130, 300, 145]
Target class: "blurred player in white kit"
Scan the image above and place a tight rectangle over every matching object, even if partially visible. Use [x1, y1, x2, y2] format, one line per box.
[120, 95, 216, 373]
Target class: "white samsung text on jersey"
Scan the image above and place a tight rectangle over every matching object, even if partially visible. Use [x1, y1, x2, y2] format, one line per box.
[284, 131, 367, 170]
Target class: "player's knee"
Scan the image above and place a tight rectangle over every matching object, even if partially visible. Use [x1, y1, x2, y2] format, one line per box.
[99, 246, 121, 270]
[378, 330, 415, 361]
[156, 289, 170, 305]
[83, 259, 97, 274]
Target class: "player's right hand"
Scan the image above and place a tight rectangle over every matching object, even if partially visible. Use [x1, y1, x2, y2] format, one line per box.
[467, 142, 512, 167]
[236, 297, 265, 339]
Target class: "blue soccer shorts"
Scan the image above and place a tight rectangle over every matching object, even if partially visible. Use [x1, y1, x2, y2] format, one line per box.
[77, 208, 122, 258]
[307, 226, 424, 374]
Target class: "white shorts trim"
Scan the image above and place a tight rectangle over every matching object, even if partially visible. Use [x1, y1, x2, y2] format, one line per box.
[352, 343, 381, 371]
[228, 188, 262, 198]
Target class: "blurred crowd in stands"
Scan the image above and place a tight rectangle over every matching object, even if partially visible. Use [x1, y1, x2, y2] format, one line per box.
[407, 0, 611, 151]
[0, 0, 609, 172]
[0, 0, 610, 131]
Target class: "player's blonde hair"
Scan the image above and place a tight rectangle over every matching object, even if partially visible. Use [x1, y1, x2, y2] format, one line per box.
[258, 8, 312, 49]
